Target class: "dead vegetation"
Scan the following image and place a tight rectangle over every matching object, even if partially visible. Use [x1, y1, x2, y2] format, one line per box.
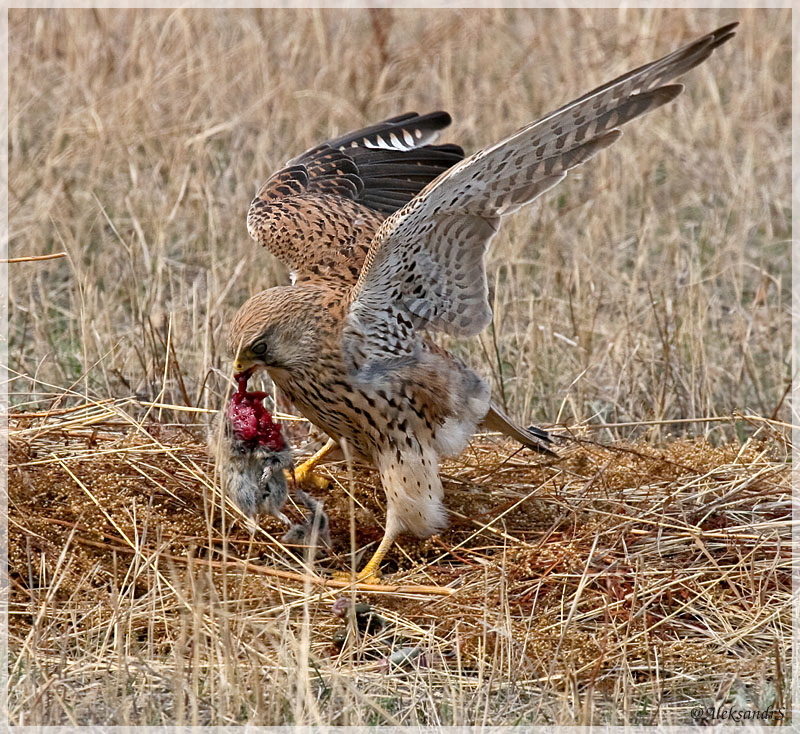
[8, 8, 790, 432]
[7, 399, 792, 725]
[5, 6, 792, 727]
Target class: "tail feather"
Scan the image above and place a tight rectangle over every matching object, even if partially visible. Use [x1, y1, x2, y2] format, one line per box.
[481, 404, 557, 457]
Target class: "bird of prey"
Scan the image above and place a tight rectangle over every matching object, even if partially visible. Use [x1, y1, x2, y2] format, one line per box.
[228, 23, 737, 582]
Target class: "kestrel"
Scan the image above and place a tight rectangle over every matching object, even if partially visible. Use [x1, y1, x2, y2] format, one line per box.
[228, 23, 737, 581]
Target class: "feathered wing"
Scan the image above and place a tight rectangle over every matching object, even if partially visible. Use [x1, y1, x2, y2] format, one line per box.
[343, 23, 737, 376]
[246, 112, 464, 283]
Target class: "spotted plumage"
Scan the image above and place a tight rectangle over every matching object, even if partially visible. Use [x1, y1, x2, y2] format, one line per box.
[229, 24, 737, 581]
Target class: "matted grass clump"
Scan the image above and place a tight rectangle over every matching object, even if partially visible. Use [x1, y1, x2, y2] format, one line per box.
[7, 399, 791, 726]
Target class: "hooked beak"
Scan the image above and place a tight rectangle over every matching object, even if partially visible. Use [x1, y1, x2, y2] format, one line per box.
[233, 361, 257, 381]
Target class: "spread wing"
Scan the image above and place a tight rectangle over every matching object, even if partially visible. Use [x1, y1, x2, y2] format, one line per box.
[343, 23, 737, 378]
[246, 112, 464, 283]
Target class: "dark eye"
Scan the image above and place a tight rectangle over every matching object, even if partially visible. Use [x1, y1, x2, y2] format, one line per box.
[251, 342, 267, 356]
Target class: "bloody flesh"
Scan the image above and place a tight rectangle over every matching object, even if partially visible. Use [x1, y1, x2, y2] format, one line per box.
[226, 374, 286, 451]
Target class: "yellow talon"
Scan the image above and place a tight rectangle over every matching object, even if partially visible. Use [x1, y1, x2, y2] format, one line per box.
[297, 468, 331, 490]
[332, 569, 383, 585]
[289, 438, 336, 489]
[285, 466, 329, 489]
[333, 529, 397, 585]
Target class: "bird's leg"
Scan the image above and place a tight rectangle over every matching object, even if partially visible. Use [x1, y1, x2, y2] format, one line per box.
[334, 528, 398, 585]
[289, 438, 336, 489]
[356, 530, 397, 582]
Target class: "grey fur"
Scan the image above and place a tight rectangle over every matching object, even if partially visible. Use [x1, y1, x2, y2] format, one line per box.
[282, 489, 331, 550]
[209, 413, 293, 522]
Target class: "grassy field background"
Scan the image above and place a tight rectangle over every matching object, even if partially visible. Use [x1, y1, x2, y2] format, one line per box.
[8, 7, 790, 433]
[6, 7, 792, 726]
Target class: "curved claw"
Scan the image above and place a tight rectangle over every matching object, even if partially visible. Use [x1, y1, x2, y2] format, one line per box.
[331, 569, 383, 585]
[332, 528, 397, 585]
[284, 467, 329, 490]
[290, 437, 337, 489]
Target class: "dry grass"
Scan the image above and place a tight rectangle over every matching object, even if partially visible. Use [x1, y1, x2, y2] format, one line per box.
[5, 6, 793, 727]
[7, 403, 791, 725]
[8, 7, 790, 431]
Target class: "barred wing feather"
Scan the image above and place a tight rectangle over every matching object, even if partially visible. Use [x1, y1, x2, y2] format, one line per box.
[344, 24, 737, 379]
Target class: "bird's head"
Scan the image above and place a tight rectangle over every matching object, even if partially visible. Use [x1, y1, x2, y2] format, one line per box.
[227, 286, 320, 377]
